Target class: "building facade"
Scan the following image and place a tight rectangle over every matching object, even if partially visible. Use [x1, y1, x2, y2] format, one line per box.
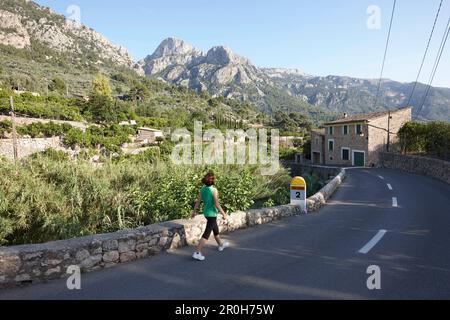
[311, 107, 412, 167]
[137, 127, 164, 144]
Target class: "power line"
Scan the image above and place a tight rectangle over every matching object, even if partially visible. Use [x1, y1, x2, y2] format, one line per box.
[373, 0, 397, 109]
[416, 18, 450, 119]
[406, 0, 444, 107]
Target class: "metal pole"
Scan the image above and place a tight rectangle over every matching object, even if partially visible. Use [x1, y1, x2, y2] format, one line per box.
[9, 96, 18, 162]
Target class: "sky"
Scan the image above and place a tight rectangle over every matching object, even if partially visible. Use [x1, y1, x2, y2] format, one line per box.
[34, 0, 450, 88]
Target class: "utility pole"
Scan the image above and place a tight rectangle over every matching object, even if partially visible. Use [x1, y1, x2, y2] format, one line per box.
[387, 110, 391, 152]
[9, 96, 18, 162]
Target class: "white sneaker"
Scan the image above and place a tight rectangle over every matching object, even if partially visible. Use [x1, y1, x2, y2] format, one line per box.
[192, 252, 205, 261]
[218, 242, 230, 252]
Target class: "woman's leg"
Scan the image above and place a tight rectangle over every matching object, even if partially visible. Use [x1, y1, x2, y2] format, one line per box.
[211, 218, 223, 246]
[196, 218, 214, 253]
[196, 238, 207, 253]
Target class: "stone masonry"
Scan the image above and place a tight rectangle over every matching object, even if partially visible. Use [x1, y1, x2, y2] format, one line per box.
[0, 137, 63, 160]
[379, 152, 450, 184]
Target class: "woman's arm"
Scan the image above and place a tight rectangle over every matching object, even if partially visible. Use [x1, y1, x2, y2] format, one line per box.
[191, 192, 202, 218]
[213, 190, 228, 219]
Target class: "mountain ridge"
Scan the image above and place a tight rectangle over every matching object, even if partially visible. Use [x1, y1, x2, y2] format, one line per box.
[140, 37, 450, 121]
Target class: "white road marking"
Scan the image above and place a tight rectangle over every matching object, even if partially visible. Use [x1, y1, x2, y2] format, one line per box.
[387, 183, 393, 190]
[378, 175, 385, 180]
[358, 230, 387, 254]
[392, 197, 398, 207]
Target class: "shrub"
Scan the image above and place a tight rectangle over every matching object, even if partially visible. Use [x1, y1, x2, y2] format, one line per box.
[399, 121, 450, 160]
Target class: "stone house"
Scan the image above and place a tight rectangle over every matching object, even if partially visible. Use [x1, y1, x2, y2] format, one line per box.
[136, 127, 164, 144]
[311, 107, 412, 167]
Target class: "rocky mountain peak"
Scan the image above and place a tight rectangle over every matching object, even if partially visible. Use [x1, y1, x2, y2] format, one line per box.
[149, 37, 202, 60]
[205, 46, 249, 66]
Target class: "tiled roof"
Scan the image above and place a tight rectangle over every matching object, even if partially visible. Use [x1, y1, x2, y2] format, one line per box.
[324, 107, 411, 125]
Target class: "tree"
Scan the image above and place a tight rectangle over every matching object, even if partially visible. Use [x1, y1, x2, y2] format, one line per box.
[92, 73, 112, 97]
[49, 77, 67, 95]
[88, 94, 115, 123]
[129, 84, 150, 102]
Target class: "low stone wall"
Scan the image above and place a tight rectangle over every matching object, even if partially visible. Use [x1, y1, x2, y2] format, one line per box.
[379, 152, 450, 184]
[307, 168, 346, 211]
[0, 169, 346, 288]
[0, 137, 63, 160]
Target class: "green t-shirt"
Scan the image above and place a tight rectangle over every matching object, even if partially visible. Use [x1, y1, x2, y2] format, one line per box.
[201, 185, 218, 218]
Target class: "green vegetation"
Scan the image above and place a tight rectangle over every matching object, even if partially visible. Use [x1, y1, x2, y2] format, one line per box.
[398, 121, 450, 161]
[48, 77, 67, 95]
[0, 153, 292, 246]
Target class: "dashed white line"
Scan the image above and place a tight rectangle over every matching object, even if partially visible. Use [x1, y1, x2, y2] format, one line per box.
[378, 175, 385, 180]
[358, 230, 387, 254]
[387, 183, 393, 190]
[392, 197, 398, 207]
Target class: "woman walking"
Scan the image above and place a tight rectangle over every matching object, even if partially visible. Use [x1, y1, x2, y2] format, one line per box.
[191, 172, 229, 261]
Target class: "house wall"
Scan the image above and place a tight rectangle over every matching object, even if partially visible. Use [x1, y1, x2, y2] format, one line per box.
[310, 131, 325, 164]
[137, 130, 163, 143]
[367, 108, 412, 166]
[324, 123, 369, 166]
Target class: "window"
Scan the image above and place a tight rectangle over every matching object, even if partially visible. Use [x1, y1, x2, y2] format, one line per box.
[328, 126, 334, 135]
[342, 148, 350, 161]
[328, 139, 334, 151]
[343, 125, 348, 135]
[356, 124, 363, 135]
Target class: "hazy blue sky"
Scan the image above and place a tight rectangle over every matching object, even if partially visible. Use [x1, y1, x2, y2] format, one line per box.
[35, 0, 450, 87]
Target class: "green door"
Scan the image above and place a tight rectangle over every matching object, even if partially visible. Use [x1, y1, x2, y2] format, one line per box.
[353, 152, 365, 167]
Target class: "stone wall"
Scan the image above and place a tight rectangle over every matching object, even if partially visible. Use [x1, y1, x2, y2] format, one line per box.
[367, 108, 412, 166]
[379, 152, 450, 184]
[0, 169, 346, 288]
[0, 137, 63, 160]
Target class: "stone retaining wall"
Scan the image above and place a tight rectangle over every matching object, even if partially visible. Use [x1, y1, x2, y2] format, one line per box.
[0, 169, 346, 288]
[0, 137, 63, 160]
[379, 152, 450, 184]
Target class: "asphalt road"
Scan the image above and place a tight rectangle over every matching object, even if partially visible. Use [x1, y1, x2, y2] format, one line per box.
[1, 168, 449, 300]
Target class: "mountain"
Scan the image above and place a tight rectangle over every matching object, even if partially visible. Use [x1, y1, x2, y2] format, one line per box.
[266, 73, 450, 122]
[138, 38, 333, 122]
[0, 0, 140, 68]
[141, 38, 450, 122]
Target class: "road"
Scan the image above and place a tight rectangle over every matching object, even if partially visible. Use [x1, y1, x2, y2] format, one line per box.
[1, 168, 450, 300]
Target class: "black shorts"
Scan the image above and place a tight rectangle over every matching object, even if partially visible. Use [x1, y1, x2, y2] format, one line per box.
[202, 217, 220, 239]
